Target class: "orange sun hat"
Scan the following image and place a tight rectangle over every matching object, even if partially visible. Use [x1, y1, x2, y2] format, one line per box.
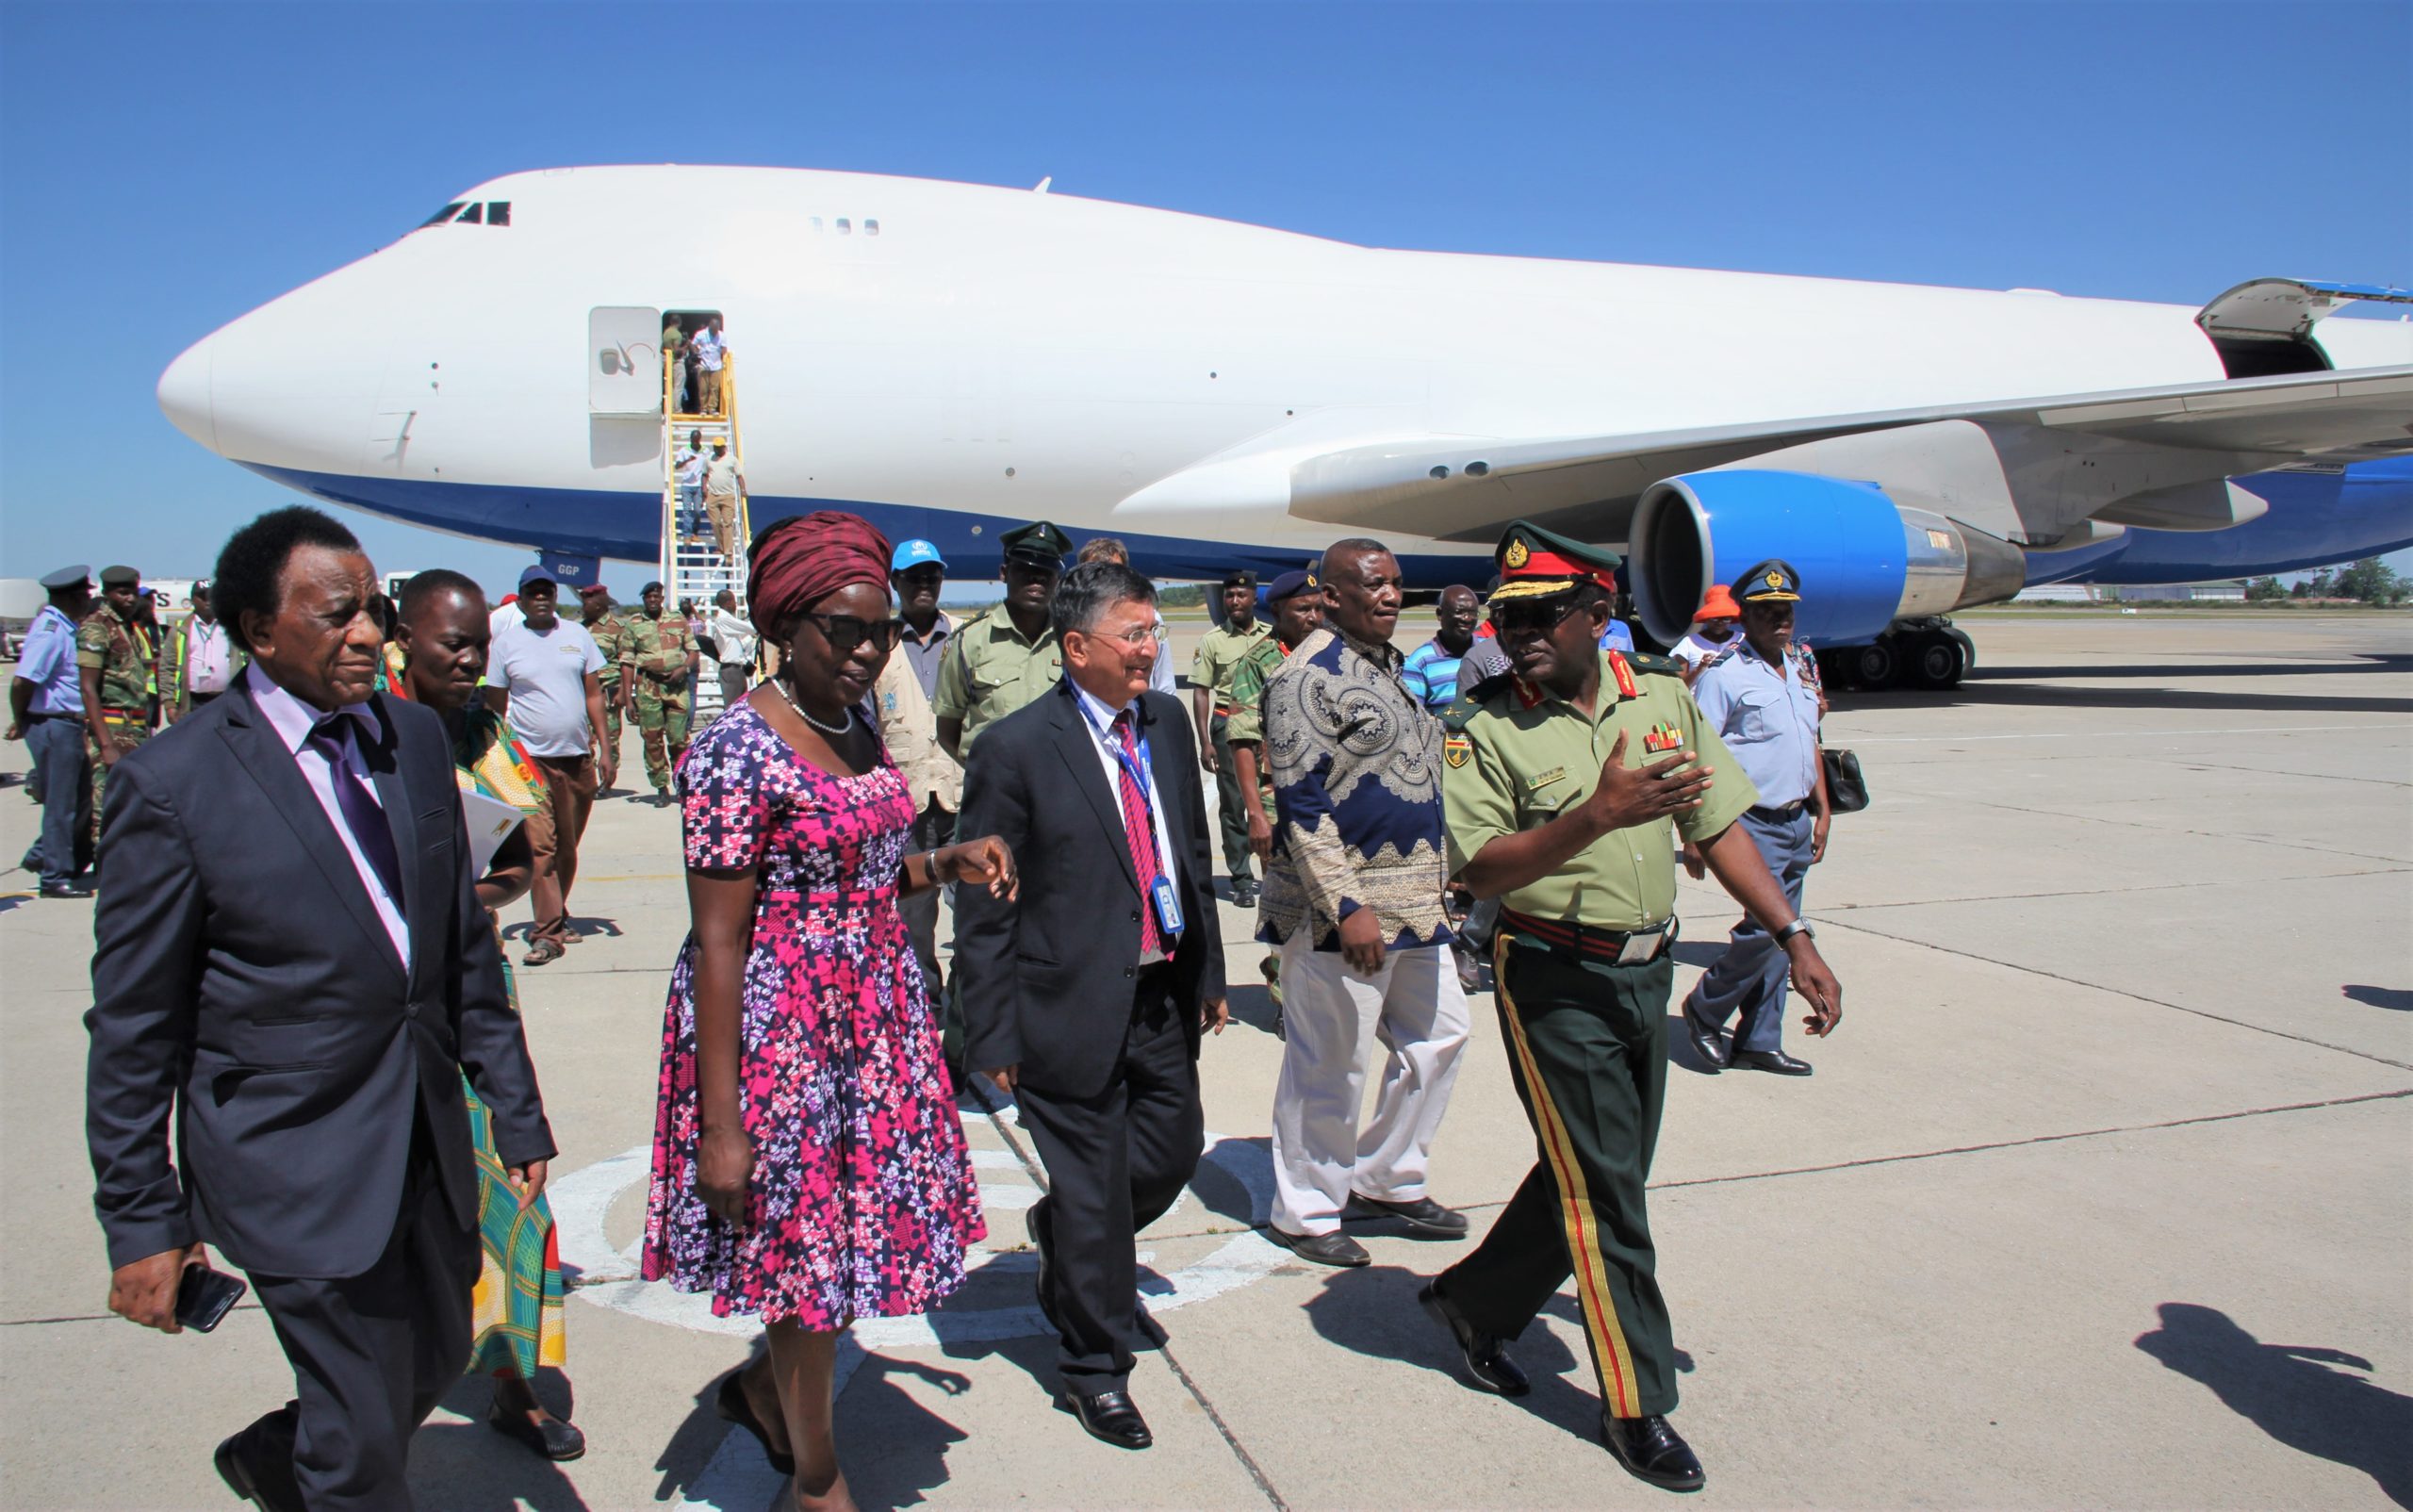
[1693, 584, 1742, 622]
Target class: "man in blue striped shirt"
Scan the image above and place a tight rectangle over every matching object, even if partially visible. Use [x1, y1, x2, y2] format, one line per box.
[1402, 584, 1481, 711]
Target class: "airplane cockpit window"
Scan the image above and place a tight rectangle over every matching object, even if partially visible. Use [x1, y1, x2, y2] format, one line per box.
[419, 202, 467, 227]
[456, 203, 484, 224]
[486, 201, 511, 226]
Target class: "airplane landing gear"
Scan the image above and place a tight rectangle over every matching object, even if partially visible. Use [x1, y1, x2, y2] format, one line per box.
[1819, 617, 1974, 693]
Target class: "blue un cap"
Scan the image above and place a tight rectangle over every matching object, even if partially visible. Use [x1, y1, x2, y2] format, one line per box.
[892, 539, 947, 572]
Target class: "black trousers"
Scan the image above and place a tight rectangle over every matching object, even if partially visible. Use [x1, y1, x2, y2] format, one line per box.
[1207, 715, 1255, 882]
[237, 1150, 480, 1511]
[1015, 970, 1203, 1394]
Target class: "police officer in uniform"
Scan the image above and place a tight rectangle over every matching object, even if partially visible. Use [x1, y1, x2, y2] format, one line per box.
[1424, 521, 1844, 1493]
[622, 580, 695, 801]
[1190, 570, 1270, 907]
[8, 565, 95, 896]
[1681, 559, 1832, 1076]
[579, 583, 634, 788]
[934, 520, 1069, 763]
[78, 565, 156, 861]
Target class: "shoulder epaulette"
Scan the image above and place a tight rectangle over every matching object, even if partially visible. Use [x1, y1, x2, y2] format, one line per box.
[1441, 671, 1515, 731]
[1627, 650, 1681, 678]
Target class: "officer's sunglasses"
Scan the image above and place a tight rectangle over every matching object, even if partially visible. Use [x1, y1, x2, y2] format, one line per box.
[798, 613, 907, 655]
[1488, 596, 1585, 635]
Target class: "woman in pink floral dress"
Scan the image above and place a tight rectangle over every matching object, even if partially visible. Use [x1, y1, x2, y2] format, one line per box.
[643, 512, 1017, 1512]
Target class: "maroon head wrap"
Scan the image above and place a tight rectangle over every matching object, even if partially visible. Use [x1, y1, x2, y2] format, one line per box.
[747, 511, 895, 636]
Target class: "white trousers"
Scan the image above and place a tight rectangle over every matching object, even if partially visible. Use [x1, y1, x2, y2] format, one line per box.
[1270, 934, 1470, 1236]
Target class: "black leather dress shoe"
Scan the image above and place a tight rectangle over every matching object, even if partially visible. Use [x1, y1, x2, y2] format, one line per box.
[1681, 999, 1730, 1070]
[214, 1432, 301, 1512]
[1231, 878, 1258, 909]
[1268, 1226, 1371, 1267]
[1057, 1389, 1153, 1450]
[1348, 1192, 1469, 1238]
[487, 1403, 587, 1462]
[1418, 1278, 1530, 1397]
[1730, 1049, 1813, 1076]
[39, 881, 93, 899]
[1602, 1412, 1704, 1491]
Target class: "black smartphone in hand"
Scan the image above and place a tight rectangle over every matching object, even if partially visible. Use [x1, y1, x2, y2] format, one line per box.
[173, 1264, 247, 1334]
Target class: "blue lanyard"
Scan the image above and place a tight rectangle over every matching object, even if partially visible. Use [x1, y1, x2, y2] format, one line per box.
[1075, 696, 1168, 862]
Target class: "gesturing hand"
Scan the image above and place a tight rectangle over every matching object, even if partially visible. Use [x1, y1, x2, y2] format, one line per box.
[697, 1126, 755, 1225]
[938, 835, 1019, 900]
[1581, 731, 1712, 833]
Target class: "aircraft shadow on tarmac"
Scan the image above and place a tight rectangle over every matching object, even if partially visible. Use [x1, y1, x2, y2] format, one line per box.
[2133, 1303, 2413, 1510]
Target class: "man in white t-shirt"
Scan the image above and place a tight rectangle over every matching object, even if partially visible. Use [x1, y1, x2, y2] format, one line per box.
[1671, 583, 1744, 685]
[690, 316, 728, 415]
[486, 565, 610, 964]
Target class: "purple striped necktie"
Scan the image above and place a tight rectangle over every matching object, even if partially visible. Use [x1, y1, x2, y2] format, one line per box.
[306, 715, 407, 915]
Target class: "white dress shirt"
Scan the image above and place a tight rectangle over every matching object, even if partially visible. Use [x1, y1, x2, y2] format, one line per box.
[249, 666, 412, 968]
[1069, 680, 1181, 963]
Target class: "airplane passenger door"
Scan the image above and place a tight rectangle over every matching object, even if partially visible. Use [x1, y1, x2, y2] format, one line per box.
[590, 305, 664, 414]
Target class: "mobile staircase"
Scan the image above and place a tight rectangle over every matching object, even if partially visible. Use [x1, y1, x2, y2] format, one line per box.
[660, 349, 753, 721]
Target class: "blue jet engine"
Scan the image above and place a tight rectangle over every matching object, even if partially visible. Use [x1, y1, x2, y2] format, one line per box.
[1628, 469, 2027, 646]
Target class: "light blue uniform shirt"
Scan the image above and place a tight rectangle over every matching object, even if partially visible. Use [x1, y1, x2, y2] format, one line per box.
[1598, 618, 1634, 653]
[1689, 636, 1821, 808]
[14, 605, 84, 715]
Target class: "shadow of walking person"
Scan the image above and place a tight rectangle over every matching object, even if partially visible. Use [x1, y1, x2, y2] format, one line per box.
[2135, 1303, 2413, 1509]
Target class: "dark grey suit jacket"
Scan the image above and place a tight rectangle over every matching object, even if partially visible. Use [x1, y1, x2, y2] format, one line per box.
[85, 667, 553, 1280]
[955, 680, 1225, 1099]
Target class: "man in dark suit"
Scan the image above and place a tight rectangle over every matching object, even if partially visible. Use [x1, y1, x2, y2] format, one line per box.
[86, 506, 554, 1512]
[955, 558, 1226, 1451]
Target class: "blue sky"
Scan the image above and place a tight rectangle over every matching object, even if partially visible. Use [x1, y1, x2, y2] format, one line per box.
[3, 0, 2408, 600]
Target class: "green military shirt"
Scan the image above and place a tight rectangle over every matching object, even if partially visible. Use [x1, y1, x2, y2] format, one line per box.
[585, 612, 631, 689]
[76, 608, 154, 716]
[1223, 634, 1292, 749]
[932, 605, 1062, 757]
[622, 610, 694, 686]
[1443, 650, 1757, 930]
[1190, 620, 1271, 712]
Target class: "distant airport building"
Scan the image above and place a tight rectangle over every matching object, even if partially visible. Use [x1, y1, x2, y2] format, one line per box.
[2014, 581, 2248, 603]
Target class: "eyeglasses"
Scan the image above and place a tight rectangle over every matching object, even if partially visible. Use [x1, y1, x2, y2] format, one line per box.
[798, 613, 907, 655]
[1488, 597, 1585, 634]
[1074, 622, 1158, 651]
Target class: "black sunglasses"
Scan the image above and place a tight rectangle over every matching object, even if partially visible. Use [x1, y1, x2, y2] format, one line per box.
[1488, 597, 1586, 634]
[798, 613, 907, 655]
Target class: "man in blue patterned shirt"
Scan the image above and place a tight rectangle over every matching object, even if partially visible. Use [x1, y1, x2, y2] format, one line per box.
[1258, 539, 1470, 1268]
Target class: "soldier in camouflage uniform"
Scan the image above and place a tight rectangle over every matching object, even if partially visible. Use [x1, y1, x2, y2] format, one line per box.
[1223, 568, 1321, 1019]
[622, 580, 695, 800]
[77, 565, 157, 855]
[579, 583, 634, 787]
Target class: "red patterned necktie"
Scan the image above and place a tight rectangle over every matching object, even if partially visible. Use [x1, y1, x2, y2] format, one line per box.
[1108, 710, 1166, 958]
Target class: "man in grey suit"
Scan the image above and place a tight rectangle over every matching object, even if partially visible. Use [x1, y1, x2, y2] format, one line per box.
[954, 559, 1226, 1452]
[86, 506, 553, 1512]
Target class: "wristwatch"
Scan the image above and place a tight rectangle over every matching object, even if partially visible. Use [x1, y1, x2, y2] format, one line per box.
[1774, 918, 1816, 945]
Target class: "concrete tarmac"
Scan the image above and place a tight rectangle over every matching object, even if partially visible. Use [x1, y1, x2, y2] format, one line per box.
[3, 612, 2407, 1511]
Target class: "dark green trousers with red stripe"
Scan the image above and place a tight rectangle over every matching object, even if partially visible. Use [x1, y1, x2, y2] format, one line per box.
[1439, 932, 1679, 1419]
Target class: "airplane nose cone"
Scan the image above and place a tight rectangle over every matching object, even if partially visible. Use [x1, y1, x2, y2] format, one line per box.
[158, 337, 216, 452]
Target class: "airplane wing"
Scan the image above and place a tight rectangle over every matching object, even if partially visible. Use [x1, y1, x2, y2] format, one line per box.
[1286, 363, 2413, 541]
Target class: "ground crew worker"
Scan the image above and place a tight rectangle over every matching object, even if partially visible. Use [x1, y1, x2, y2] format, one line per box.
[579, 583, 633, 788]
[623, 580, 694, 801]
[933, 520, 1068, 763]
[1423, 520, 1844, 1494]
[1191, 570, 1270, 908]
[1226, 568, 1321, 1014]
[1681, 559, 1833, 1076]
[78, 565, 156, 859]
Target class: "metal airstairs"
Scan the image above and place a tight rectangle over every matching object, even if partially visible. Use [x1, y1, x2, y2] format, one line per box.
[660, 349, 751, 720]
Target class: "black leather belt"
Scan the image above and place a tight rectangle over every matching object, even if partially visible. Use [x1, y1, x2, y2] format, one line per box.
[1500, 909, 1678, 966]
[1751, 800, 1808, 818]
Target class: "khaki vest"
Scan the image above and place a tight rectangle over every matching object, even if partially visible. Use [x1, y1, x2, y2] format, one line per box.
[874, 616, 961, 813]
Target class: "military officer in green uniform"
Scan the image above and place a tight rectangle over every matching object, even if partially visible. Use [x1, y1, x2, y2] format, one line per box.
[77, 565, 157, 856]
[1420, 521, 1844, 1494]
[1225, 567, 1321, 1011]
[579, 583, 634, 788]
[1190, 570, 1272, 907]
[623, 579, 695, 801]
[934, 520, 1068, 763]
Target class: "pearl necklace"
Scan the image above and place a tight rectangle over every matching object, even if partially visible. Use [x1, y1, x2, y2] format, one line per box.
[778, 676, 855, 736]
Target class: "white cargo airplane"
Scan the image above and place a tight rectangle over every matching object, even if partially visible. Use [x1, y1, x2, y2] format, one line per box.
[156, 165, 2413, 686]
